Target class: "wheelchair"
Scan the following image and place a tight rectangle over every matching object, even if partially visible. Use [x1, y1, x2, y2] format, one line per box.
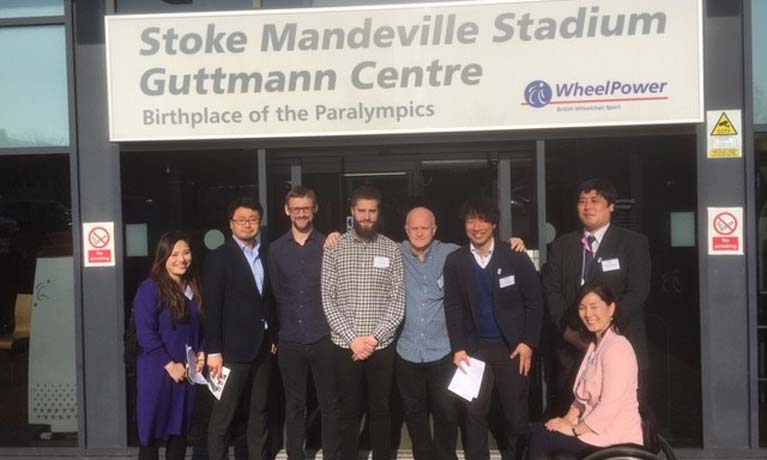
[546, 415, 677, 460]
[580, 433, 677, 460]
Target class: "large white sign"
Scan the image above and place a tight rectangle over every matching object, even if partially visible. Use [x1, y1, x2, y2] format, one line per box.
[105, 0, 703, 141]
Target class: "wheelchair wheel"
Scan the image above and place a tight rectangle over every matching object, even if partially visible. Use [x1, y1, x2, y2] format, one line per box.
[582, 445, 660, 460]
[656, 435, 677, 460]
[580, 435, 676, 460]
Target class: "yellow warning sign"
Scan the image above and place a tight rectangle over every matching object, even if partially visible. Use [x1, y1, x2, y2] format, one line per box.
[710, 112, 738, 136]
[709, 149, 740, 158]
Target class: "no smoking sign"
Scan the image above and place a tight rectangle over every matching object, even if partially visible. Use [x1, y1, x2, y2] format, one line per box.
[83, 222, 115, 267]
[713, 212, 737, 236]
[88, 227, 110, 248]
[708, 208, 743, 255]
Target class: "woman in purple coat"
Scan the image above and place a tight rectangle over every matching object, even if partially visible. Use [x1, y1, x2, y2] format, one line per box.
[134, 232, 204, 460]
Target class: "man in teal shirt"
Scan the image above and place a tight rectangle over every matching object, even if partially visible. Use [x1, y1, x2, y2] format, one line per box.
[396, 207, 460, 460]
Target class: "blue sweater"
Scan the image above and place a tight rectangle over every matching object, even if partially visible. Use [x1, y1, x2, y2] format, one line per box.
[471, 258, 502, 340]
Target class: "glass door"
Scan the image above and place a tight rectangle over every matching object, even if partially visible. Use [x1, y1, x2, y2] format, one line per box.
[295, 151, 506, 246]
[267, 145, 538, 453]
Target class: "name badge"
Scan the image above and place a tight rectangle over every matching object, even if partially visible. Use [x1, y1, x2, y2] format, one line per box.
[437, 275, 444, 289]
[499, 275, 515, 288]
[601, 258, 621, 272]
[373, 256, 390, 269]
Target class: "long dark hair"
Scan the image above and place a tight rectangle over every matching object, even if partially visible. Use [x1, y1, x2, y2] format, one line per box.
[149, 232, 203, 321]
[575, 282, 624, 343]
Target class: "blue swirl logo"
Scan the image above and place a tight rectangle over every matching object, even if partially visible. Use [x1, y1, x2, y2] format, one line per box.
[524, 80, 553, 108]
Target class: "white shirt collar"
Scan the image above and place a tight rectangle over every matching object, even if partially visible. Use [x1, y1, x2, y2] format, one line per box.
[583, 223, 610, 244]
[470, 238, 494, 256]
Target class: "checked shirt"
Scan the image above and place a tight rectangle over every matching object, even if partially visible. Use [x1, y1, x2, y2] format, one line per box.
[321, 230, 405, 349]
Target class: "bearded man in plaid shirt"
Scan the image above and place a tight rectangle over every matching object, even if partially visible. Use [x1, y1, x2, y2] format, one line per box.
[321, 185, 405, 460]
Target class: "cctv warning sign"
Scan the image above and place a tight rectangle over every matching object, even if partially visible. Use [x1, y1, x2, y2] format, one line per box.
[710, 112, 738, 136]
[707, 110, 742, 158]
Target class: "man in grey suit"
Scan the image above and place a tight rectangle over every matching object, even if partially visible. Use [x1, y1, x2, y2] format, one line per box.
[543, 178, 651, 414]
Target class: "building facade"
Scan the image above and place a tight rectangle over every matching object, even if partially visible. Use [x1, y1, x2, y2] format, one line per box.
[0, 0, 764, 457]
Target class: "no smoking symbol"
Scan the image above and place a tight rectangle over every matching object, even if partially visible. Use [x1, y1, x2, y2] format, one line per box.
[713, 212, 737, 236]
[88, 227, 110, 248]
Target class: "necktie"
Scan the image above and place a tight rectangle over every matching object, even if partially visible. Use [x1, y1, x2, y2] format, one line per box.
[582, 234, 597, 282]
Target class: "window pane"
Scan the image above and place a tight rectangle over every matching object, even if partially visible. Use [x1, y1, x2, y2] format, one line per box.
[116, 0, 256, 14]
[756, 133, 767, 445]
[755, 0, 767, 124]
[0, 0, 63, 18]
[546, 135, 702, 447]
[120, 150, 260, 445]
[262, 0, 461, 7]
[0, 26, 68, 148]
[0, 155, 77, 447]
[293, 0, 418, 5]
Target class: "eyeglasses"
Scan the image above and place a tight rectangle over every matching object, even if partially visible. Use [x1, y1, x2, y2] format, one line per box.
[231, 217, 260, 226]
[287, 206, 314, 215]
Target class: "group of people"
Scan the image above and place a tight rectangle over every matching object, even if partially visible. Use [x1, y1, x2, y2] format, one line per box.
[133, 177, 651, 460]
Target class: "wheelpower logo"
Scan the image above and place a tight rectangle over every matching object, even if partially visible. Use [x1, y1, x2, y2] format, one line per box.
[522, 79, 669, 109]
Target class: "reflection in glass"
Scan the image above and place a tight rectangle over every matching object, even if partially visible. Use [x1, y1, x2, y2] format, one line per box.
[546, 136, 701, 446]
[0, 155, 76, 446]
[0, 0, 63, 18]
[757, 135, 767, 302]
[0, 26, 69, 148]
[755, 0, 767, 124]
[755, 134, 767, 445]
[761, 381, 767, 447]
[262, 0, 453, 7]
[121, 150, 261, 445]
[117, 0, 256, 14]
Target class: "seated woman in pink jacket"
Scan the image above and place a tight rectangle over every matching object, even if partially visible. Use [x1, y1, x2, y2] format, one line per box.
[528, 282, 642, 460]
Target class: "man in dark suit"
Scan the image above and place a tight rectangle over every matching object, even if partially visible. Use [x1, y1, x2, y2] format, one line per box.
[443, 200, 543, 460]
[205, 197, 276, 460]
[542, 178, 651, 415]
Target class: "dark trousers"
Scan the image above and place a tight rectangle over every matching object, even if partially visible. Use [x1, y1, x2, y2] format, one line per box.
[208, 347, 273, 460]
[465, 341, 530, 460]
[279, 337, 340, 460]
[334, 343, 395, 460]
[138, 435, 186, 460]
[396, 354, 459, 460]
[526, 423, 597, 460]
[189, 385, 249, 460]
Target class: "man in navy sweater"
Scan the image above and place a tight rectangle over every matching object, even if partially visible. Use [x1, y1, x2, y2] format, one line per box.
[443, 200, 543, 460]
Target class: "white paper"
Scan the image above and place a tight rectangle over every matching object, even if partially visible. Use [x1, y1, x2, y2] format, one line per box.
[185, 345, 208, 385]
[448, 358, 486, 402]
[206, 366, 231, 400]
